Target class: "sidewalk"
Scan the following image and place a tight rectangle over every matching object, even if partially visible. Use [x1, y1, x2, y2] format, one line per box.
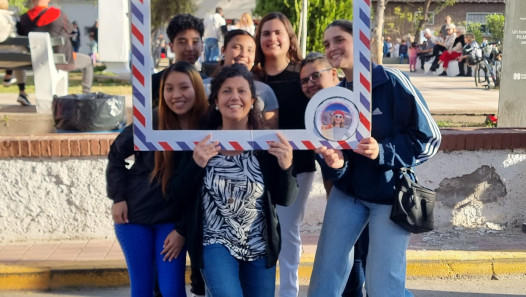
[1, 229, 526, 290]
[0, 64, 518, 291]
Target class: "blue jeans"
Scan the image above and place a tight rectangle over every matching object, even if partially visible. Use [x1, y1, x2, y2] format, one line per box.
[204, 38, 220, 62]
[202, 244, 276, 297]
[399, 53, 409, 64]
[115, 223, 187, 297]
[308, 187, 412, 297]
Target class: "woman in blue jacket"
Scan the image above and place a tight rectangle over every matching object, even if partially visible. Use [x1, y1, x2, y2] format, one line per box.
[308, 20, 441, 297]
[106, 61, 208, 297]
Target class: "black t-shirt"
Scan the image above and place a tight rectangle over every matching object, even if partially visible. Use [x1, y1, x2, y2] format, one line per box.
[262, 63, 315, 174]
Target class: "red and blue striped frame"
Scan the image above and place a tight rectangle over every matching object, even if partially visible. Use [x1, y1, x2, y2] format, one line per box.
[132, 0, 371, 151]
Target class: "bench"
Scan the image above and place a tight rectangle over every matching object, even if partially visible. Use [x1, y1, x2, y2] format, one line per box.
[0, 33, 69, 113]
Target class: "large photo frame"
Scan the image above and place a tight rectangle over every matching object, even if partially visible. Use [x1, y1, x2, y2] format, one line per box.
[131, 0, 372, 151]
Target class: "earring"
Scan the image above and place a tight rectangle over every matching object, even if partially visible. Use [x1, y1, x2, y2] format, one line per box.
[215, 105, 219, 111]
[250, 104, 254, 110]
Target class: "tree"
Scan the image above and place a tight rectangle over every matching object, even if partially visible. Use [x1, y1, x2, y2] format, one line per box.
[371, 0, 387, 65]
[486, 13, 505, 44]
[150, 0, 196, 34]
[412, 0, 456, 43]
[7, 0, 29, 14]
[254, 0, 353, 53]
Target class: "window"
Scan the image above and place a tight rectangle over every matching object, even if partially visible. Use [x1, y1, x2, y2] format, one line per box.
[466, 12, 503, 33]
[414, 11, 435, 25]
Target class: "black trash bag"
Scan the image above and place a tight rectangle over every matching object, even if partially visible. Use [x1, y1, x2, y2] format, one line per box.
[52, 92, 126, 132]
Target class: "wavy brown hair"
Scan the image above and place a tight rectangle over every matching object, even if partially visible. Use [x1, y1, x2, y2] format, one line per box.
[151, 62, 208, 194]
[253, 12, 302, 77]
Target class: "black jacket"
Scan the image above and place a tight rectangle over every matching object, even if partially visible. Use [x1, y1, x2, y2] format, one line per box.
[106, 124, 185, 225]
[171, 151, 298, 268]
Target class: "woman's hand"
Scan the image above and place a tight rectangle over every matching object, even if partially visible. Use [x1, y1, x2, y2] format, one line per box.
[193, 134, 220, 168]
[112, 201, 128, 224]
[160, 230, 185, 262]
[315, 146, 344, 169]
[268, 132, 293, 170]
[353, 137, 379, 160]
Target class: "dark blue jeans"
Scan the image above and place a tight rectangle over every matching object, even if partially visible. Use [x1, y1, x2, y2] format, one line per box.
[202, 243, 276, 297]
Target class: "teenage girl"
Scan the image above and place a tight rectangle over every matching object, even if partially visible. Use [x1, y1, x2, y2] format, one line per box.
[203, 29, 279, 128]
[106, 61, 208, 297]
[308, 20, 441, 297]
[253, 12, 316, 297]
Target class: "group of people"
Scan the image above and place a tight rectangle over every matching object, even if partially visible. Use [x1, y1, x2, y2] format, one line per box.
[384, 15, 485, 77]
[106, 10, 441, 297]
[0, 0, 94, 106]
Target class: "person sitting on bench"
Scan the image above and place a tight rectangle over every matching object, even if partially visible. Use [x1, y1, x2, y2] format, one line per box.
[0, 0, 31, 105]
[17, 0, 93, 99]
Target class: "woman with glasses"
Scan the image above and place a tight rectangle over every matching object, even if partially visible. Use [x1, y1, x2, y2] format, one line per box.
[252, 12, 315, 297]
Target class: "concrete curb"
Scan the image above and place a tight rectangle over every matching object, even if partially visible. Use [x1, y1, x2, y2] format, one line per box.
[2, 251, 526, 291]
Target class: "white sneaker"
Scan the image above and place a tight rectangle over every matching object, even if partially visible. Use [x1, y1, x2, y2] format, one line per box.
[3, 77, 17, 87]
[17, 94, 31, 106]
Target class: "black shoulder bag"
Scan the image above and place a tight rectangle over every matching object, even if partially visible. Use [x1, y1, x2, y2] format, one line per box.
[390, 168, 435, 233]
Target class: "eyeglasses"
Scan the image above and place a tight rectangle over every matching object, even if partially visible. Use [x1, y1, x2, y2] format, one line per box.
[333, 114, 343, 119]
[300, 68, 332, 86]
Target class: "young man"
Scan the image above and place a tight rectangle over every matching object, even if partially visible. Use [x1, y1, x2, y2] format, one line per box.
[151, 14, 204, 107]
[17, 0, 94, 105]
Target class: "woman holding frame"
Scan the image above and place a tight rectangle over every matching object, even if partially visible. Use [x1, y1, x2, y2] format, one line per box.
[173, 64, 297, 297]
[308, 19, 441, 297]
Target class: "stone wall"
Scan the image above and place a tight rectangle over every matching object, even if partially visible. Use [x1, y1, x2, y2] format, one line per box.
[1, 129, 525, 242]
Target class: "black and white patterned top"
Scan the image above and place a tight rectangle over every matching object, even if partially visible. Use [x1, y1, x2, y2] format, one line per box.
[201, 151, 267, 261]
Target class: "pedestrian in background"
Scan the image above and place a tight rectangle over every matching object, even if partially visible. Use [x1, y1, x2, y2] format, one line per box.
[70, 20, 80, 52]
[203, 7, 225, 62]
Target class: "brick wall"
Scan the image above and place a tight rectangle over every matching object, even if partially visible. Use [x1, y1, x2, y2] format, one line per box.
[0, 134, 115, 158]
[1, 128, 525, 158]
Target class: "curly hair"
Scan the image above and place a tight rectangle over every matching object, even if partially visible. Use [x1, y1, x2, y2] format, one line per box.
[166, 14, 204, 42]
[206, 64, 262, 130]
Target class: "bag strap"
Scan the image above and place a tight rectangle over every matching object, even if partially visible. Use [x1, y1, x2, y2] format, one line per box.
[399, 167, 418, 183]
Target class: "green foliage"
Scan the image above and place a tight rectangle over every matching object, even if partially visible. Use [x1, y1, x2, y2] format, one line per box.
[465, 22, 484, 43]
[7, 0, 29, 14]
[150, 0, 196, 33]
[486, 13, 504, 44]
[254, 0, 353, 53]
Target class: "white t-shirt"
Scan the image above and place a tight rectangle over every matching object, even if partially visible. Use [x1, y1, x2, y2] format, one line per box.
[203, 13, 226, 40]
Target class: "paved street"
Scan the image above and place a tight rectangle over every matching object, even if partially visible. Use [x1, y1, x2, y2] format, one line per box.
[1, 278, 526, 297]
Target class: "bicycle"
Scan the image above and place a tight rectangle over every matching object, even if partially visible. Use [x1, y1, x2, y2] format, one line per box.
[472, 43, 501, 90]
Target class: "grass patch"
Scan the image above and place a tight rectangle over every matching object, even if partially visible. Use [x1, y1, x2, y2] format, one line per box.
[435, 121, 489, 128]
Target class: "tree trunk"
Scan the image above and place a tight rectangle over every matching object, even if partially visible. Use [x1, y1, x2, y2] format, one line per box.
[372, 0, 387, 65]
[414, 0, 433, 44]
